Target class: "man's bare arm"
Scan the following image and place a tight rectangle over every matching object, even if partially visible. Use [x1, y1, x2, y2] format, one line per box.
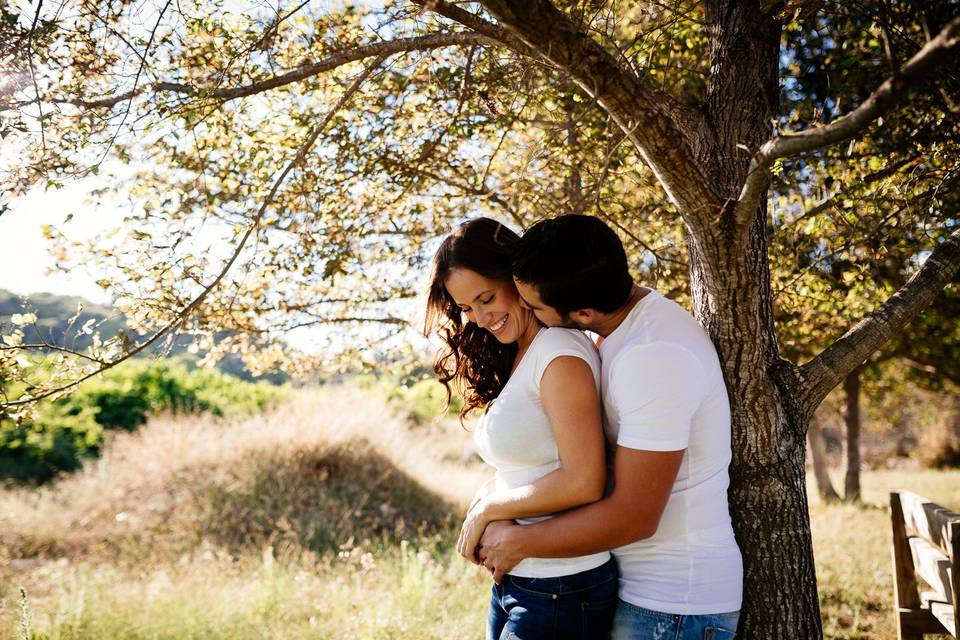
[478, 445, 684, 581]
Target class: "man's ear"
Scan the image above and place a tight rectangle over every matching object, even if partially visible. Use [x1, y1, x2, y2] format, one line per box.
[570, 308, 595, 325]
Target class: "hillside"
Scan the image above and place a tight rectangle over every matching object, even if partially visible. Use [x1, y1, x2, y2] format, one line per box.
[0, 289, 123, 352]
[0, 289, 287, 383]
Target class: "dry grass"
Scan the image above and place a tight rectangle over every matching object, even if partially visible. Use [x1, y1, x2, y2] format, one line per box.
[0, 387, 487, 562]
[0, 387, 493, 639]
[810, 467, 960, 640]
[2, 386, 959, 639]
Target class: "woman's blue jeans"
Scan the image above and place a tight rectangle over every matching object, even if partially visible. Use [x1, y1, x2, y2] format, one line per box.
[487, 557, 619, 640]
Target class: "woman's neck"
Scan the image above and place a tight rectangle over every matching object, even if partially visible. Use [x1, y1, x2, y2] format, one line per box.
[512, 318, 542, 369]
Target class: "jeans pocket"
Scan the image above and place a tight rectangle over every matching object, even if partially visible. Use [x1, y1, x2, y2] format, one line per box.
[582, 596, 618, 639]
[704, 626, 737, 640]
[506, 575, 562, 598]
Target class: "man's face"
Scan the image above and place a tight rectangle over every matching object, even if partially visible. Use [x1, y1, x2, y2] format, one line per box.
[513, 278, 583, 329]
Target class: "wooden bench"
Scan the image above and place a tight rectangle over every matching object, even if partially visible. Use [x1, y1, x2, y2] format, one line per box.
[891, 491, 960, 638]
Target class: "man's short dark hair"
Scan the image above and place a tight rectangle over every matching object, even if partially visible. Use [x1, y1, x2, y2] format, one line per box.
[513, 215, 633, 314]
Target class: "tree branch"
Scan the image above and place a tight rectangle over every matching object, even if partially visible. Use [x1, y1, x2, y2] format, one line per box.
[734, 16, 960, 229]
[96, 0, 172, 165]
[454, 0, 721, 225]
[44, 32, 496, 110]
[411, 0, 538, 58]
[1, 56, 387, 409]
[800, 225, 960, 412]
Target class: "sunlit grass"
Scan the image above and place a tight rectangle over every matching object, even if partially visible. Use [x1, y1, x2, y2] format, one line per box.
[6, 540, 490, 639]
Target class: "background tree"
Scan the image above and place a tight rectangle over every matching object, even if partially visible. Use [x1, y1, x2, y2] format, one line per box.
[2, 1, 960, 637]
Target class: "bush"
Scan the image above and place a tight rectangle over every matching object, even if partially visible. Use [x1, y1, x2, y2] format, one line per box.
[0, 401, 102, 483]
[389, 378, 463, 424]
[72, 358, 286, 431]
[0, 357, 287, 483]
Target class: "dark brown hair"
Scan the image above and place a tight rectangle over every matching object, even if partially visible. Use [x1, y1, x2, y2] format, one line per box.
[423, 217, 520, 420]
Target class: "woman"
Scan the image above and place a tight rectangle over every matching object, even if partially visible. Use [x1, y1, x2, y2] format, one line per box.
[423, 217, 617, 640]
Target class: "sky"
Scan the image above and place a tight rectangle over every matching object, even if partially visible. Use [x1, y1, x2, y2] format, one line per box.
[0, 179, 124, 306]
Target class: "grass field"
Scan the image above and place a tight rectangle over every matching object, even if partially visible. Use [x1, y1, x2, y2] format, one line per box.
[811, 468, 960, 640]
[1, 388, 957, 639]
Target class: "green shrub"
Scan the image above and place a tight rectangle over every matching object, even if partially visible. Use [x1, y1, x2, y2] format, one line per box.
[390, 378, 463, 424]
[0, 401, 103, 484]
[1, 357, 287, 483]
[72, 358, 286, 431]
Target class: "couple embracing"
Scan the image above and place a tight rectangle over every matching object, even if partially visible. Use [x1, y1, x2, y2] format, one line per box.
[423, 216, 743, 640]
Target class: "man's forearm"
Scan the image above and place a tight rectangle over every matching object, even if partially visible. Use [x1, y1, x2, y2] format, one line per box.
[509, 493, 654, 559]
[480, 448, 683, 575]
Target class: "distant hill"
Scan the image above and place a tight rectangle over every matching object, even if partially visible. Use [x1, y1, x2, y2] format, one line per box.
[0, 289, 288, 383]
[0, 290, 125, 351]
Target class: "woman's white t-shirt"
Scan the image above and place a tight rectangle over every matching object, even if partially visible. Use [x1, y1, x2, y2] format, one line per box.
[474, 327, 611, 578]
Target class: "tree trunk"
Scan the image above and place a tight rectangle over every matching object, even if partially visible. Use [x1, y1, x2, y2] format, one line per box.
[694, 213, 823, 639]
[689, 3, 823, 638]
[843, 367, 863, 502]
[809, 413, 841, 503]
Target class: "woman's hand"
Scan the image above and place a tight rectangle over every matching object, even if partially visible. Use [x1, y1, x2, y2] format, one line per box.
[457, 499, 491, 564]
[467, 478, 493, 514]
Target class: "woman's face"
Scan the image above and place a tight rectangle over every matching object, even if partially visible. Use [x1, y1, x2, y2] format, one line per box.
[444, 268, 538, 345]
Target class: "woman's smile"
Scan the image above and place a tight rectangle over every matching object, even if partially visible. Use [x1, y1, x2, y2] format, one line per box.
[488, 314, 509, 335]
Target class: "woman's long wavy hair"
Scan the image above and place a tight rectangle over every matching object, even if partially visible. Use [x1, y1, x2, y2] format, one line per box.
[423, 218, 521, 421]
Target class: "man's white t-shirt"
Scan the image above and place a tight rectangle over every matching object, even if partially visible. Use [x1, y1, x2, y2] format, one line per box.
[474, 327, 611, 578]
[600, 289, 743, 614]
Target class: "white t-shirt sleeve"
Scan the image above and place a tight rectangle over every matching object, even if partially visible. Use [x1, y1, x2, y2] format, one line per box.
[607, 341, 706, 451]
[532, 328, 601, 390]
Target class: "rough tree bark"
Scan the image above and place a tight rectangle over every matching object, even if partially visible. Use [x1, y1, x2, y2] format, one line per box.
[843, 367, 863, 502]
[686, 3, 829, 635]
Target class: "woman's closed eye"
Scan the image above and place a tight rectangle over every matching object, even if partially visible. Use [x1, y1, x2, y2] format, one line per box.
[459, 294, 495, 313]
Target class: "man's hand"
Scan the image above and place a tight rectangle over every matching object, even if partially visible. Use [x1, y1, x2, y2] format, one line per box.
[478, 519, 525, 584]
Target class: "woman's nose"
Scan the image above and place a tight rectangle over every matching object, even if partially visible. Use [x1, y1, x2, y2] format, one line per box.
[475, 308, 493, 328]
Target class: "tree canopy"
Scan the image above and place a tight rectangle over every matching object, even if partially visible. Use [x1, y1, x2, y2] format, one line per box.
[2, 1, 957, 398]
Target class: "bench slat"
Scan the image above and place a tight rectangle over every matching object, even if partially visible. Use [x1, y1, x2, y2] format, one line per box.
[932, 600, 957, 637]
[900, 490, 960, 558]
[910, 536, 954, 604]
[892, 491, 960, 638]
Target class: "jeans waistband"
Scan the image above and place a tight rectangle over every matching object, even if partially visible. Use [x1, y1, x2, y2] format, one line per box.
[508, 556, 618, 594]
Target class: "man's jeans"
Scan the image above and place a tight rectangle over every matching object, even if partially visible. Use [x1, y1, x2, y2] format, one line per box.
[611, 599, 739, 640]
[487, 557, 618, 640]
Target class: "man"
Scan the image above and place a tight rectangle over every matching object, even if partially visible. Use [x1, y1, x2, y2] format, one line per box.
[478, 215, 743, 639]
